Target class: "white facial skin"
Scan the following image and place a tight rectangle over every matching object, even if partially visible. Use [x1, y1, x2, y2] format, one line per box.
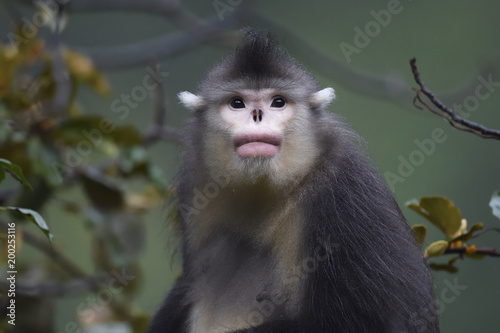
[220, 89, 294, 158]
[178, 87, 335, 185]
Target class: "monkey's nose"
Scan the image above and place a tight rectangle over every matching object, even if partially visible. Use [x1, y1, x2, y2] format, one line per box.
[252, 109, 263, 123]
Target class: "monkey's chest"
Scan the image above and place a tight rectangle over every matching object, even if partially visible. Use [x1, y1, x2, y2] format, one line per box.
[187, 235, 300, 333]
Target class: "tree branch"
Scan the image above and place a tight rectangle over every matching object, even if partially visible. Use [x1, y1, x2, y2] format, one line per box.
[444, 246, 500, 258]
[410, 58, 500, 140]
[141, 62, 184, 146]
[470, 227, 500, 239]
[77, 18, 239, 69]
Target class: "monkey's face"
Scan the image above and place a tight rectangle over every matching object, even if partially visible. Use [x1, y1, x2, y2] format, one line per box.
[220, 89, 291, 159]
[207, 88, 319, 186]
[179, 87, 335, 186]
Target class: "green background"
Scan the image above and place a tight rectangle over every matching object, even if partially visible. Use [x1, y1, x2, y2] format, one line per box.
[1, 0, 499, 332]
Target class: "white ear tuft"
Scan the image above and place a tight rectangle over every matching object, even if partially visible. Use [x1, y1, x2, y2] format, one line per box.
[178, 91, 205, 110]
[310, 87, 336, 109]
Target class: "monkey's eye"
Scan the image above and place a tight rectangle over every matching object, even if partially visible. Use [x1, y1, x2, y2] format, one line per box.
[230, 98, 246, 109]
[271, 96, 286, 108]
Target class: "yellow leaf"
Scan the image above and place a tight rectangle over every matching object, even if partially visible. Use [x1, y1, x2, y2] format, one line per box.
[407, 196, 462, 238]
[63, 49, 110, 96]
[425, 240, 449, 257]
[411, 224, 427, 247]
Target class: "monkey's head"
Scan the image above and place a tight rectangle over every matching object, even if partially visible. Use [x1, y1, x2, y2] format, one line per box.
[179, 29, 336, 186]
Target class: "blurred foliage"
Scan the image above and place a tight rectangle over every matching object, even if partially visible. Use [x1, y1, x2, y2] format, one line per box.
[0, 24, 169, 333]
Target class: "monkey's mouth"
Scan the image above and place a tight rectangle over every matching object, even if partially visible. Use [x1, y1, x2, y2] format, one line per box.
[233, 134, 281, 158]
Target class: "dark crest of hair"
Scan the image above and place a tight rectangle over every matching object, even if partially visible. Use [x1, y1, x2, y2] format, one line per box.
[198, 28, 319, 98]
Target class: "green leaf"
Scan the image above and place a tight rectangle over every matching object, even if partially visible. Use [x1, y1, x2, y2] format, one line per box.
[51, 116, 142, 148]
[0, 206, 53, 243]
[490, 191, 500, 221]
[407, 196, 462, 237]
[81, 170, 124, 209]
[50, 116, 104, 145]
[411, 224, 427, 247]
[426, 240, 449, 257]
[0, 142, 32, 177]
[449, 222, 484, 243]
[109, 125, 142, 146]
[0, 158, 33, 190]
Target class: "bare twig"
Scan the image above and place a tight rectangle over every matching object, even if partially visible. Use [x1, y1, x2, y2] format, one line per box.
[412, 89, 491, 138]
[469, 227, 500, 239]
[410, 58, 500, 140]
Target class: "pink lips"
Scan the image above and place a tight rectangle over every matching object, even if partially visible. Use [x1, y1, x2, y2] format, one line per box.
[234, 134, 282, 157]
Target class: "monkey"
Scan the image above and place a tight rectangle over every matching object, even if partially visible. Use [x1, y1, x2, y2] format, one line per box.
[147, 28, 440, 333]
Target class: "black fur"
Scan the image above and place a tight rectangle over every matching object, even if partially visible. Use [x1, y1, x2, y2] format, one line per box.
[198, 28, 319, 104]
[148, 29, 439, 333]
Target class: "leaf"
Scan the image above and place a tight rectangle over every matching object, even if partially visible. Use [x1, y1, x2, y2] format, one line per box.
[81, 169, 124, 209]
[449, 222, 484, 243]
[0, 142, 33, 178]
[407, 196, 462, 238]
[109, 126, 142, 146]
[64, 49, 110, 96]
[0, 158, 32, 189]
[50, 116, 104, 145]
[490, 191, 500, 221]
[411, 224, 427, 247]
[425, 240, 449, 257]
[51, 117, 142, 148]
[0, 206, 53, 243]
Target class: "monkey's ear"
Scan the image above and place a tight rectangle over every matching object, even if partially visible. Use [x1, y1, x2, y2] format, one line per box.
[178, 91, 206, 110]
[310, 87, 336, 109]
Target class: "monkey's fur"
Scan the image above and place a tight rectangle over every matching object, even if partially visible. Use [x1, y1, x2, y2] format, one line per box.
[147, 29, 439, 333]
